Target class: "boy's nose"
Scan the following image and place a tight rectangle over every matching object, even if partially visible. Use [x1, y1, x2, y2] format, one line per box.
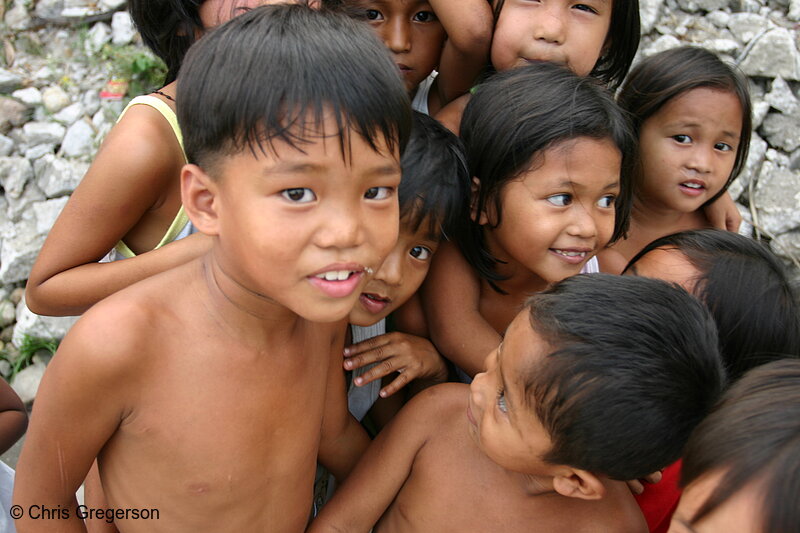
[532, 9, 565, 44]
[315, 208, 364, 249]
[385, 19, 411, 53]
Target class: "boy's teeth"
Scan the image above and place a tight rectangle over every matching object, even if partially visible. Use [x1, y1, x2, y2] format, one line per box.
[554, 250, 586, 257]
[316, 270, 352, 281]
[682, 182, 702, 189]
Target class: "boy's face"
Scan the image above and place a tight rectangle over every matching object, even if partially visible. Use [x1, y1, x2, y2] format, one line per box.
[349, 215, 439, 326]
[199, 0, 300, 30]
[355, 0, 446, 93]
[467, 309, 555, 474]
[208, 117, 402, 323]
[625, 247, 701, 293]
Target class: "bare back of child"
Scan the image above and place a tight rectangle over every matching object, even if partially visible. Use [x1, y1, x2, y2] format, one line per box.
[310, 275, 726, 533]
[599, 47, 752, 273]
[13, 6, 411, 532]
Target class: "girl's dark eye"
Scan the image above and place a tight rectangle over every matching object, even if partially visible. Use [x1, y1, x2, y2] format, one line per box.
[547, 194, 572, 207]
[497, 389, 508, 413]
[597, 195, 615, 208]
[413, 10, 437, 22]
[365, 9, 382, 20]
[364, 186, 392, 200]
[409, 246, 432, 260]
[673, 134, 691, 144]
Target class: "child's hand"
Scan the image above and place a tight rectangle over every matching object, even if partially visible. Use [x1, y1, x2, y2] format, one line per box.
[343, 332, 448, 398]
[703, 190, 741, 232]
[625, 470, 663, 495]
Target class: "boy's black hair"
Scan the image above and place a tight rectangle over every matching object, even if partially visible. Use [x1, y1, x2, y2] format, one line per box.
[399, 112, 470, 241]
[523, 274, 725, 480]
[491, 0, 640, 89]
[618, 46, 752, 206]
[459, 63, 635, 293]
[128, 0, 203, 85]
[624, 229, 800, 382]
[681, 359, 800, 532]
[177, 4, 411, 170]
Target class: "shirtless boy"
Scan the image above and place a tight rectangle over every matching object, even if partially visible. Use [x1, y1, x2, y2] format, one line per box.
[13, 5, 410, 532]
[309, 275, 726, 533]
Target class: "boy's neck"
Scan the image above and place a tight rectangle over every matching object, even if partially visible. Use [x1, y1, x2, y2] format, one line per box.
[200, 254, 301, 344]
[515, 472, 558, 497]
[631, 198, 701, 233]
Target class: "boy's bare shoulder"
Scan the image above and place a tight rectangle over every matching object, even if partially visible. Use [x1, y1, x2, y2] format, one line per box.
[402, 383, 469, 429]
[434, 93, 470, 135]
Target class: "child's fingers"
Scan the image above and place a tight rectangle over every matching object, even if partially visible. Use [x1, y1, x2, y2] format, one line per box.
[343, 343, 394, 371]
[343, 335, 391, 358]
[379, 371, 410, 398]
[353, 358, 399, 386]
[625, 479, 645, 495]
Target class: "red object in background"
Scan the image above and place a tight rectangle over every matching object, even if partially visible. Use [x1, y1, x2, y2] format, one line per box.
[99, 79, 129, 100]
[635, 460, 683, 533]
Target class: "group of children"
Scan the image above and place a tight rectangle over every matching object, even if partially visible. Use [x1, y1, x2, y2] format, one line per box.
[4, 0, 799, 532]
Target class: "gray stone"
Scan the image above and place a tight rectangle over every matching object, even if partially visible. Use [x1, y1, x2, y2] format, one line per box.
[34, 0, 64, 19]
[11, 361, 46, 403]
[0, 219, 46, 283]
[707, 38, 741, 55]
[6, 182, 46, 222]
[33, 196, 69, 235]
[82, 90, 101, 117]
[22, 121, 65, 146]
[34, 155, 87, 197]
[770, 230, 800, 263]
[0, 69, 23, 94]
[642, 35, 682, 58]
[100, 0, 127, 9]
[9, 288, 23, 306]
[640, 0, 666, 33]
[754, 161, 800, 234]
[0, 97, 30, 133]
[4, 2, 31, 30]
[61, 7, 92, 17]
[761, 112, 800, 152]
[12, 87, 42, 106]
[41, 86, 70, 114]
[0, 135, 14, 157]
[0, 359, 11, 379]
[791, 0, 800, 20]
[53, 103, 85, 125]
[766, 147, 791, 166]
[85, 23, 111, 55]
[60, 119, 95, 158]
[765, 77, 799, 114]
[752, 100, 770, 128]
[0, 300, 15, 328]
[737, 203, 754, 237]
[706, 9, 731, 27]
[24, 144, 55, 160]
[0, 157, 33, 199]
[727, 13, 772, 43]
[111, 12, 137, 46]
[739, 28, 800, 80]
[13, 297, 78, 347]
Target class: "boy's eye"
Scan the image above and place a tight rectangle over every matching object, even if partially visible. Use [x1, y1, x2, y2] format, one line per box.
[413, 10, 437, 22]
[409, 245, 432, 261]
[597, 194, 615, 208]
[547, 194, 572, 207]
[281, 188, 316, 203]
[672, 134, 692, 144]
[364, 186, 393, 200]
[365, 9, 382, 21]
[573, 3, 598, 14]
[715, 142, 733, 152]
[497, 389, 508, 414]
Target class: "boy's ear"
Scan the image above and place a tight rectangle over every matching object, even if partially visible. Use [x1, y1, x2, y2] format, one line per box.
[552, 469, 606, 501]
[181, 163, 220, 236]
[469, 177, 491, 225]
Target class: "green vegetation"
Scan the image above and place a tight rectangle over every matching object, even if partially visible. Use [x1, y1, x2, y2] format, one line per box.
[100, 43, 167, 96]
[0, 335, 59, 383]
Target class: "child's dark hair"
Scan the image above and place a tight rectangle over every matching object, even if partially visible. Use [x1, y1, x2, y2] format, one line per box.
[524, 274, 725, 480]
[491, 0, 640, 89]
[459, 63, 635, 292]
[399, 112, 470, 242]
[128, 0, 203, 85]
[624, 229, 800, 382]
[618, 46, 752, 206]
[680, 359, 800, 532]
[177, 4, 411, 171]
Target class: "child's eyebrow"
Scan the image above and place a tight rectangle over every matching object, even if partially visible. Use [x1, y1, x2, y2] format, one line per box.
[263, 161, 400, 177]
[664, 121, 741, 141]
[554, 180, 619, 191]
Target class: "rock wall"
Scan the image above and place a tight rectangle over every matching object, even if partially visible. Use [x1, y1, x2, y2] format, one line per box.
[0, 0, 798, 365]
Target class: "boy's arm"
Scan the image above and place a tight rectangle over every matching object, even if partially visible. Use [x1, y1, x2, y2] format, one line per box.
[0, 379, 27, 455]
[13, 307, 137, 532]
[25, 104, 211, 317]
[318, 324, 370, 482]
[421, 241, 499, 378]
[309, 386, 444, 533]
[428, 0, 492, 113]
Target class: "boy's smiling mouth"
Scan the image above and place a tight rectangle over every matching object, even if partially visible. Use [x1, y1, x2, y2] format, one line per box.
[308, 264, 369, 299]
